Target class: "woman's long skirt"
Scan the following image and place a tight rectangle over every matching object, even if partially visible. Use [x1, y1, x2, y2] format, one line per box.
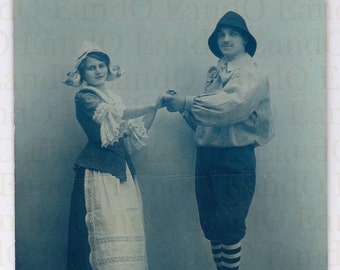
[67, 165, 148, 270]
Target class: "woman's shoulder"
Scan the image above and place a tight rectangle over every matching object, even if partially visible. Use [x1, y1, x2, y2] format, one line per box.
[75, 88, 103, 105]
[77, 86, 99, 95]
[76, 86, 105, 98]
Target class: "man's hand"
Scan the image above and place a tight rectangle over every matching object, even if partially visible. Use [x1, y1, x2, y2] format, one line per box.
[154, 95, 166, 109]
[163, 90, 186, 112]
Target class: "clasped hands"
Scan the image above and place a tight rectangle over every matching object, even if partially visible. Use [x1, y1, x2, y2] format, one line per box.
[154, 90, 186, 113]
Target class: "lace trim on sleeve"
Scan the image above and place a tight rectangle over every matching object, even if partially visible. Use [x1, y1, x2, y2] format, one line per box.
[124, 118, 149, 154]
[93, 102, 126, 148]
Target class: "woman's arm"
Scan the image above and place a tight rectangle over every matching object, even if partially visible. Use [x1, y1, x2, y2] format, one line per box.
[142, 107, 157, 131]
[122, 95, 164, 130]
[122, 104, 157, 120]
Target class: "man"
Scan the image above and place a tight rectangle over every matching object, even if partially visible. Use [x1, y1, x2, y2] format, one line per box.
[164, 11, 274, 270]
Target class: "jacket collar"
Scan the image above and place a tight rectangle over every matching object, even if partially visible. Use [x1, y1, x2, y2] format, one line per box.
[218, 53, 252, 72]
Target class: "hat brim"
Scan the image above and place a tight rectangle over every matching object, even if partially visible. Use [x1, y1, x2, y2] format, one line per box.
[107, 65, 124, 81]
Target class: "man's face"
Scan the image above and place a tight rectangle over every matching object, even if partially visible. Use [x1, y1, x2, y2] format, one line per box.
[217, 27, 247, 60]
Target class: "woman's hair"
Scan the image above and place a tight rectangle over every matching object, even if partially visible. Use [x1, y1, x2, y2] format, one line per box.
[77, 51, 111, 82]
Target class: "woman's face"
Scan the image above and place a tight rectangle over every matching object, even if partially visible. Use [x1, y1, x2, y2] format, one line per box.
[217, 27, 247, 60]
[83, 56, 108, 88]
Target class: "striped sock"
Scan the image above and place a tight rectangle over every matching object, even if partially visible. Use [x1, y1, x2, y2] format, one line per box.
[210, 240, 222, 269]
[221, 241, 241, 270]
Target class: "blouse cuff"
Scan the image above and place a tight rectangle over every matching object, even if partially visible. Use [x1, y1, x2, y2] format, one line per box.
[123, 118, 149, 154]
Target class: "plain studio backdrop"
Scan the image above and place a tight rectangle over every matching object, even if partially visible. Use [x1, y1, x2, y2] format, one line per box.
[13, 0, 327, 269]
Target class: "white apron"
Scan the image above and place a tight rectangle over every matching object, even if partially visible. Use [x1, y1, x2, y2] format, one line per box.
[84, 165, 148, 270]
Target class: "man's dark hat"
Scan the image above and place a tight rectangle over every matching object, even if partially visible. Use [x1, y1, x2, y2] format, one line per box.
[208, 11, 257, 58]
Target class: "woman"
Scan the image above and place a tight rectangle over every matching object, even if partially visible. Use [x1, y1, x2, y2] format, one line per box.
[63, 41, 162, 270]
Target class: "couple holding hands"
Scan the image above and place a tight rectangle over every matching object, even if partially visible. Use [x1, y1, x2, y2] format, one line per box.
[64, 11, 274, 270]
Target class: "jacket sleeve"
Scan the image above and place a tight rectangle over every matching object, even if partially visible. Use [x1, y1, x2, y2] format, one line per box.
[183, 68, 269, 127]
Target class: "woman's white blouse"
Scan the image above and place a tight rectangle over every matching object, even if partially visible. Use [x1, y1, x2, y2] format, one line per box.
[80, 85, 148, 152]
